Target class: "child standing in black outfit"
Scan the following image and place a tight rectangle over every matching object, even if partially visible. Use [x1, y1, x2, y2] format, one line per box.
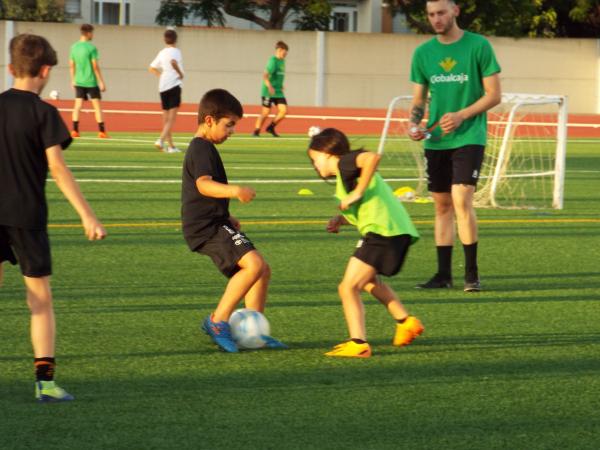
[0, 34, 106, 402]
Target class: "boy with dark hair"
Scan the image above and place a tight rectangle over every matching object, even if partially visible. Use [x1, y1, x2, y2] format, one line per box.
[149, 28, 184, 153]
[182, 88, 286, 353]
[253, 41, 289, 138]
[69, 23, 109, 138]
[1, 34, 106, 402]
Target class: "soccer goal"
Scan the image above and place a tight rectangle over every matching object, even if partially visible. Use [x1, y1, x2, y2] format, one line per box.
[377, 93, 568, 209]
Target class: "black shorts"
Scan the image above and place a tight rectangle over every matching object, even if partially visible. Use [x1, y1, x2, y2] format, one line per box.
[75, 86, 101, 100]
[425, 145, 485, 193]
[261, 96, 287, 108]
[160, 85, 182, 110]
[353, 233, 412, 277]
[0, 226, 52, 277]
[197, 224, 256, 278]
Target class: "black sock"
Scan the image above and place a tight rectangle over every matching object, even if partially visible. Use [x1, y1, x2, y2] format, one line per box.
[98, 122, 105, 132]
[350, 338, 367, 345]
[437, 245, 453, 279]
[267, 122, 276, 129]
[34, 357, 56, 382]
[396, 316, 408, 324]
[463, 242, 478, 281]
[73, 121, 79, 132]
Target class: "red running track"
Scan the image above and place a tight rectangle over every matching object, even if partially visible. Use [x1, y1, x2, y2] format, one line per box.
[48, 99, 600, 138]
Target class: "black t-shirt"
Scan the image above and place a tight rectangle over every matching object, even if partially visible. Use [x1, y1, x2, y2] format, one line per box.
[0, 88, 72, 229]
[181, 137, 231, 250]
[338, 150, 366, 193]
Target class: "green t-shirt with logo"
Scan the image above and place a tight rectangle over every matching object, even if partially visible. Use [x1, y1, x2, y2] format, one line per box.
[70, 40, 99, 88]
[410, 31, 501, 150]
[261, 56, 285, 98]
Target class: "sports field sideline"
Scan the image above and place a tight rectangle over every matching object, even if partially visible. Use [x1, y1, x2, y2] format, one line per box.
[1, 133, 599, 449]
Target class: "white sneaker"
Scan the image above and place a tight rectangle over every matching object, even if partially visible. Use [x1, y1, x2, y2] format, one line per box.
[166, 147, 181, 153]
[154, 138, 165, 151]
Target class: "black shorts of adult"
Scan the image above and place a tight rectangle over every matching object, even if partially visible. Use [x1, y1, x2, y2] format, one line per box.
[75, 86, 101, 100]
[353, 233, 412, 277]
[0, 226, 52, 277]
[261, 96, 287, 108]
[196, 224, 256, 278]
[160, 85, 182, 110]
[425, 145, 485, 193]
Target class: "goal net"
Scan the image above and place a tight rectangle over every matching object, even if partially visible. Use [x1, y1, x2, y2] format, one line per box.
[377, 93, 568, 209]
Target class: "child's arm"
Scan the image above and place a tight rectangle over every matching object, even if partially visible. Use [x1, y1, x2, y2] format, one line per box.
[46, 146, 106, 241]
[339, 151, 381, 210]
[171, 59, 184, 80]
[327, 215, 350, 234]
[92, 60, 106, 92]
[148, 66, 161, 77]
[69, 59, 76, 88]
[196, 176, 255, 203]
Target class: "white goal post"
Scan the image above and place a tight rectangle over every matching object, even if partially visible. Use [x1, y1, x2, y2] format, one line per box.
[377, 93, 568, 209]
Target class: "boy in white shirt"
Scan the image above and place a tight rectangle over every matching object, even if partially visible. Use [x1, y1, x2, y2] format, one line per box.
[149, 29, 184, 153]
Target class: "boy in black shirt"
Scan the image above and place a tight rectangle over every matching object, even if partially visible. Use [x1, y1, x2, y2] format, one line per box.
[0, 34, 106, 402]
[182, 89, 285, 353]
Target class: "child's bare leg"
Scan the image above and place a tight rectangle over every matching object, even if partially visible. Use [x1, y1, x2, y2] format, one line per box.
[364, 280, 409, 321]
[162, 107, 178, 147]
[24, 275, 55, 357]
[72, 98, 83, 123]
[90, 98, 104, 123]
[212, 250, 265, 322]
[244, 261, 271, 313]
[338, 257, 377, 341]
[254, 106, 270, 131]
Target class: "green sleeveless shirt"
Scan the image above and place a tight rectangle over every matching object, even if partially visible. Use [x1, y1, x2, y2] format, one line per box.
[335, 171, 419, 243]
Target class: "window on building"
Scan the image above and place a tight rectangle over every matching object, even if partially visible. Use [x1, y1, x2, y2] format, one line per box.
[93, 0, 130, 25]
[65, 0, 81, 17]
[330, 6, 357, 32]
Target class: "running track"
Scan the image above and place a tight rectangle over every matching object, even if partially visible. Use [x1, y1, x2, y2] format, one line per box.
[49, 100, 600, 138]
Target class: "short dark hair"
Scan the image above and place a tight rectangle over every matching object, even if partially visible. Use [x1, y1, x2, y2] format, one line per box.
[80, 23, 94, 34]
[308, 128, 351, 156]
[275, 41, 288, 51]
[9, 34, 57, 78]
[164, 29, 177, 45]
[198, 89, 244, 124]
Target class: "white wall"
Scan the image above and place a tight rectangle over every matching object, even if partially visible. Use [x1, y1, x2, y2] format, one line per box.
[1, 21, 599, 113]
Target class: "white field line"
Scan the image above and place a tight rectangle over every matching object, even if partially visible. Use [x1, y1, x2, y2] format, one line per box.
[59, 107, 600, 129]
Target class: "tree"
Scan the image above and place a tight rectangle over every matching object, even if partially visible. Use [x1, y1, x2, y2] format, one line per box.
[391, 0, 600, 38]
[0, 0, 64, 22]
[156, 0, 332, 30]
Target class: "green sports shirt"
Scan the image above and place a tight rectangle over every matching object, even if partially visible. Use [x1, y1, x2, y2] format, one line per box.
[70, 40, 99, 88]
[335, 168, 419, 242]
[261, 56, 285, 98]
[410, 31, 501, 149]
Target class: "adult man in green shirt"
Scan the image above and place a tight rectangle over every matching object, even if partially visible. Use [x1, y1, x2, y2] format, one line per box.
[69, 23, 108, 138]
[253, 41, 288, 137]
[408, 0, 501, 292]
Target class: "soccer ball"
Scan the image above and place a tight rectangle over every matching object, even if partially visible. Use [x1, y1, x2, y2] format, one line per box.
[229, 308, 270, 349]
[308, 125, 321, 137]
[49, 90, 59, 100]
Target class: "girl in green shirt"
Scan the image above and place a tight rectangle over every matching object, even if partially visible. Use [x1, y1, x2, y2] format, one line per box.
[307, 128, 424, 358]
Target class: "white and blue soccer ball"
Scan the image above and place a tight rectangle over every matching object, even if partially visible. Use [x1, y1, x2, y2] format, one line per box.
[49, 90, 59, 100]
[229, 308, 271, 349]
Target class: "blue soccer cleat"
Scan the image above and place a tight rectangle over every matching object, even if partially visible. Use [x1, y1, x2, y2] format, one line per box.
[202, 315, 239, 353]
[262, 335, 289, 350]
[35, 380, 74, 403]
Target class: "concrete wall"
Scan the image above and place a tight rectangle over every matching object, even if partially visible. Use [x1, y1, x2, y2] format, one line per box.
[1, 21, 599, 113]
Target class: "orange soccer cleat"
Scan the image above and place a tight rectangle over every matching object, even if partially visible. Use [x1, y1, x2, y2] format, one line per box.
[393, 316, 424, 347]
[325, 340, 372, 358]
[70, 130, 80, 138]
[98, 131, 109, 139]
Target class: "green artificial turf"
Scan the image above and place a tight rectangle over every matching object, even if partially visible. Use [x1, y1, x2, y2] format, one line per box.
[1, 133, 599, 449]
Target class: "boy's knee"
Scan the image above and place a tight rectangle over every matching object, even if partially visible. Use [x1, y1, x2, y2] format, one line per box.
[338, 280, 359, 296]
